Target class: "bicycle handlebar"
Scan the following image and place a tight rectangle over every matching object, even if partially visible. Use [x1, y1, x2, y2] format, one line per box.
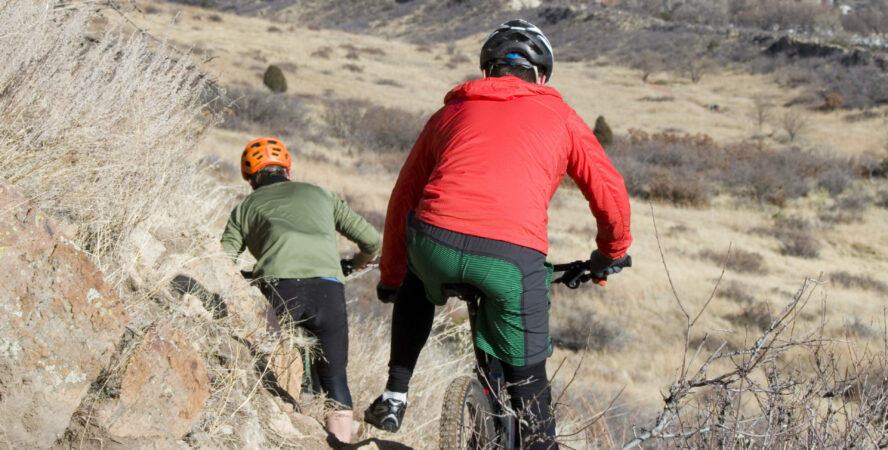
[241, 258, 372, 283]
[552, 254, 632, 289]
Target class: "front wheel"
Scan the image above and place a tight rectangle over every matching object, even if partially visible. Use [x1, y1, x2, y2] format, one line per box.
[439, 375, 497, 449]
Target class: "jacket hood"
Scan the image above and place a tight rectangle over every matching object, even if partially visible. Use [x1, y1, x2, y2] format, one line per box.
[444, 76, 562, 104]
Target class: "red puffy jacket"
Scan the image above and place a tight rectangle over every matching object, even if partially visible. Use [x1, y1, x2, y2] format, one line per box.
[380, 76, 632, 287]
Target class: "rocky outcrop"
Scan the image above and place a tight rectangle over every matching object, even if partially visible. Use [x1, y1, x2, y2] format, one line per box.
[95, 326, 210, 439]
[0, 183, 129, 448]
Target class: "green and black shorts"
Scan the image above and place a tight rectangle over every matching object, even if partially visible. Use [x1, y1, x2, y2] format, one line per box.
[406, 215, 553, 367]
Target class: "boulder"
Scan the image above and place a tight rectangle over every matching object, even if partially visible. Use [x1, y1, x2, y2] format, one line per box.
[0, 183, 129, 448]
[99, 326, 210, 439]
[269, 342, 304, 396]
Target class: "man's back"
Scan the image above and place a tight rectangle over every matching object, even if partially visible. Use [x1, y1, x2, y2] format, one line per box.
[222, 180, 380, 281]
[416, 76, 574, 253]
[383, 76, 630, 288]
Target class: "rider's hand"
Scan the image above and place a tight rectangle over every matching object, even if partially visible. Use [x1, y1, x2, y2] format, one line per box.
[588, 250, 630, 277]
[376, 281, 399, 304]
[352, 251, 376, 271]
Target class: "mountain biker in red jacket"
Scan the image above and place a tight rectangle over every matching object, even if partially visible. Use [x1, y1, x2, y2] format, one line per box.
[364, 20, 632, 448]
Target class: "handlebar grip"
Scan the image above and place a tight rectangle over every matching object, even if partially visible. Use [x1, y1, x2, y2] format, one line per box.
[340, 258, 354, 276]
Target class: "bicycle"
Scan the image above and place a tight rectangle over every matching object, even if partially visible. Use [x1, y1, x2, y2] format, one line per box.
[438, 255, 632, 449]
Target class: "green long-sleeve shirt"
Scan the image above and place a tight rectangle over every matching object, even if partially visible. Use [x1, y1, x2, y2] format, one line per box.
[221, 179, 381, 283]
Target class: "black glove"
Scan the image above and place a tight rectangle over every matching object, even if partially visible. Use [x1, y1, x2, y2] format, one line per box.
[376, 281, 399, 304]
[588, 250, 632, 278]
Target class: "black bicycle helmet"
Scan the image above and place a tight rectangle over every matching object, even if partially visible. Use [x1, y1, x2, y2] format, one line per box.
[480, 19, 554, 82]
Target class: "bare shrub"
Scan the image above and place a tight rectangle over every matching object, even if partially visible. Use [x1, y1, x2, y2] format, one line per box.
[727, 301, 773, 331]
[648, 173, 710, 206]
[609, 130, 855, 206]
[215, 85, 310, 139]
[822, 92, 845, 111]
[716, 280, 756, 304]
[681, 54, 711, 84]
[624, 273, 888, 449]
[752, 216, 822, 258]
[777, 230, 821, 258]
[782, 108, 808, 142]
[699, 248, 766, 274]
[628, 48, 664, 83]
[446, 45, 471, 69]
[639, 95, 674, 102]
[819, 193, 871, 225]
[341, 63, 363, 73]
[843, 317, 881, 339]
[551, 309, 626, 352]
[311, 46, 332, 59]
[321, 98, 425, 155]
[375, 78, 403, 87]
[878, 190, 888, 208]
[829, 271, 888, 294]
[750, 95, 772, 130]
[854, 153, 887, 178]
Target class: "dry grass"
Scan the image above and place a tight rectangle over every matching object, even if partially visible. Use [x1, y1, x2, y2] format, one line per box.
[0, 0, 215, 280]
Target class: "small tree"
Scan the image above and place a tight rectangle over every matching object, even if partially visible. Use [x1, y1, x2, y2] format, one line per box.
[593, 115, 614, 147]
[630, 49, 662, 83]
[782, 108, 808, 142]
[750, 95, 772, 130]
[263, 64, 287, 93]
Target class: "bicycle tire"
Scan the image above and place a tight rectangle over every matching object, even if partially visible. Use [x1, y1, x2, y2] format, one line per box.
[439, 375, 497, 449]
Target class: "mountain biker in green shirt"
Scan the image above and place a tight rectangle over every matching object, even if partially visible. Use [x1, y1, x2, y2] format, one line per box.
[221, 137, 381, 444]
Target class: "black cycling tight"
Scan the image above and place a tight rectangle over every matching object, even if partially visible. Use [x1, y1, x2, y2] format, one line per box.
[262, 278, 353, 409]
[387, 272, 557, 449]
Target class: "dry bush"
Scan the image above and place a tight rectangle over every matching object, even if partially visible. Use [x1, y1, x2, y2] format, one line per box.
[716, 280, 756, 304]
[822, 92, 845, 111]
[0, 1, 214, 279]
[623, 270, 888, 449]
[750, 95, 772, 130]
[819, 193, 871, 226]
[214, 84, 311, 139]
[781, 108, 808, 142]
[829, 271, 888, 294]
[638, 95, 675, 102]
[727, 301, 773, 331]
[753, 216, 822, 259]
[608, 130, 857, 206]
[699, 248, 766, 274]
[551, 309, 626, 352]
[878, 189, 888, 208]
[321, 98, 425, 155]
[311, 46, 332, 59]
[374, 78, 403, 88]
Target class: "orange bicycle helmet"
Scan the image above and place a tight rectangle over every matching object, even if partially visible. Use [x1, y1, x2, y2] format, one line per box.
[241, 137, 291, 179]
